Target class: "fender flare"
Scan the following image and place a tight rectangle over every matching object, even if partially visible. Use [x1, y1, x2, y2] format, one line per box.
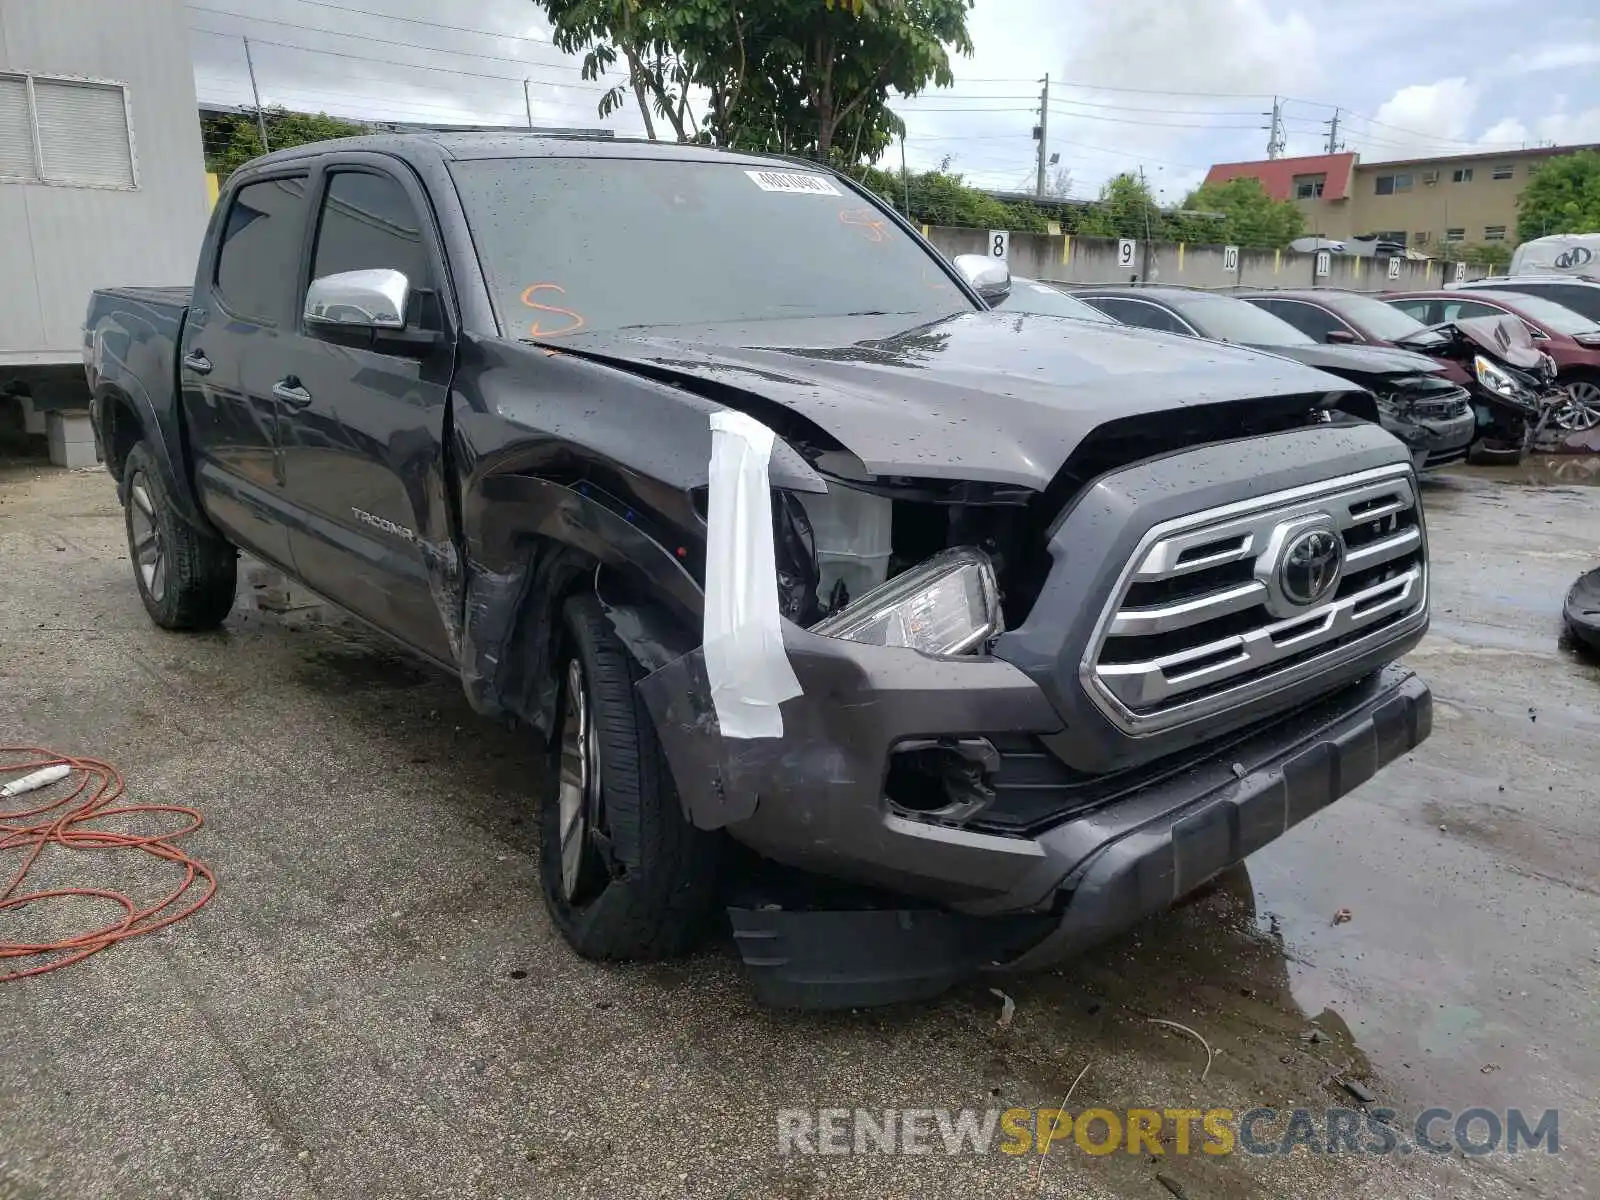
[457, 474, 703, 736]
[93, 379, 209, 528]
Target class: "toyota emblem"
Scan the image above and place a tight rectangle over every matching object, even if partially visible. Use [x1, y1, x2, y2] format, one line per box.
[1279, 527, 1344, 607]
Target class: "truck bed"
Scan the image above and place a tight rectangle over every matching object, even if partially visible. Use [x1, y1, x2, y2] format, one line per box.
[93, 285, 192, 311]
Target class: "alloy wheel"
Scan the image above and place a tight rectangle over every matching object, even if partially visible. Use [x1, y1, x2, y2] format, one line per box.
[128, 473, 167, 603]
[1553, 380, 1600, 432]
[556, 657, 603, 901]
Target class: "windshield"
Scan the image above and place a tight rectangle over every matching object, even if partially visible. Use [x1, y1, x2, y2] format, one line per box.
[1492, 293, 1600, 334]
[1324, 292, 1430, 340]
[451, 157, 974, 336]
[1174, 292, 1316, 345]
[993, 279, 1114, 322]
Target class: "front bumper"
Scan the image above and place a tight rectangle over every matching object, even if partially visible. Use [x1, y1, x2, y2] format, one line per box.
[1381, 403, 1475, 470]
[724, 665, 1430, 1007]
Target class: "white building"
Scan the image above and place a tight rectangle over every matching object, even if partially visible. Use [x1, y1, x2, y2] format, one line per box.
[1, 0, 209, 458]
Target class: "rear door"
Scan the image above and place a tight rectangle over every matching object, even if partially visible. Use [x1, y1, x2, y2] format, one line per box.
[180, 172, 310, 569]
[273, 157, 458, 664]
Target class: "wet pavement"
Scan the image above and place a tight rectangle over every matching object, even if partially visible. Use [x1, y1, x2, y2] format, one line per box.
[1, 458, 1598, 1199]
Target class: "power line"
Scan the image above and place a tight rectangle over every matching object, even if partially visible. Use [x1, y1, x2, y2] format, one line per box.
[220, 0, 560, 49]
[187, 25, 610, 92]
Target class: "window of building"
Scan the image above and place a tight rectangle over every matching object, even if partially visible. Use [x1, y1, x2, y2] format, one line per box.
[1484, 225, 1506, 241]
[1492, 163, 1514, 179]
[1445, 227, 1465, 242]
[1374, 173, 1413, 195]
[0, 72, 136, 188]
[1414, 231, 1431, 245]
[1294, 175, 1326, 200]
[1452, 167, 1474, 183]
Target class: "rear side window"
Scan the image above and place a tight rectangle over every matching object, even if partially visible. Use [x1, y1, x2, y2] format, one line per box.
[1090, 298, 1191, 335]
[310, 170, 432, 288]
[214, 176, 308, 320]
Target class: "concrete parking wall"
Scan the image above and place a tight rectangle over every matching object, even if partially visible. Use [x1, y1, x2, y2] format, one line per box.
[923, 226, 1489, 294]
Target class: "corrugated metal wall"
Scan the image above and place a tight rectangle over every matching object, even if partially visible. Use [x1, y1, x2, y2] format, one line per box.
[0, 0, 209, 365]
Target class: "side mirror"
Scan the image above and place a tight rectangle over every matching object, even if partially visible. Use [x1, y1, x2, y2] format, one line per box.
[1325, 328, 1359, 344]
[953, 253, 1012, 304]
[305, 268, 409, 331]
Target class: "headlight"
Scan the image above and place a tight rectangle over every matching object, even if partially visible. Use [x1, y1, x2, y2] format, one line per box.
[1473, 354, 1524, 399]
[812, 547, 1002, 656]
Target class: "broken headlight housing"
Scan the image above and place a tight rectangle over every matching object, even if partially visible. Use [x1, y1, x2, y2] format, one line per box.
[811, 547, 1002, 656]
[1473, 354, 1529, 401]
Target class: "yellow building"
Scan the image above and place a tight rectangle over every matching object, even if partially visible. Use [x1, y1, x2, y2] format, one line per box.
[1204, 143, 1600, 251]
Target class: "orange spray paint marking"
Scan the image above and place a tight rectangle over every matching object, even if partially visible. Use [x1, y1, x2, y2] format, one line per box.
[838, 208, 888, 243]
[519, 283, 587, 337]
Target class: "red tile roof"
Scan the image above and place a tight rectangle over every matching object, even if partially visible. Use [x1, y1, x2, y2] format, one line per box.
[1203, 152, 1358, 201]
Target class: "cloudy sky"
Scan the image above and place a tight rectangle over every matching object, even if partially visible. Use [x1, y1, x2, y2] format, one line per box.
[187, 0, 1600, 200]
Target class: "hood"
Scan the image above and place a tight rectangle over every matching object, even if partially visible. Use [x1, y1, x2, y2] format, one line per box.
[1245, 341, 1445, 380]
[1396, 315, 1553, 373]
[547, 311, 1361, 490]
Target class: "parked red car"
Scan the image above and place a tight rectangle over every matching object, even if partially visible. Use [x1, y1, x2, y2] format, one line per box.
[1383, 290, 1600, 432]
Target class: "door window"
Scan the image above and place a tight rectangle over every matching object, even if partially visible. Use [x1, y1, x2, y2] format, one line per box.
[1257, 299, 1352, 341]
[1386, 299, 1434, 322]
[214, 176, 309, 320]
[310, 170, 432, 290]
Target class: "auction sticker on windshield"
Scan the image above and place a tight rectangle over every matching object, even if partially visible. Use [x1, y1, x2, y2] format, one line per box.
[746, 169, 843, 195]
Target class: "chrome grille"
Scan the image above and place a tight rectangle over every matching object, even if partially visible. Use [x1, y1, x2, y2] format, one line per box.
[1082, 464, 1427, 733]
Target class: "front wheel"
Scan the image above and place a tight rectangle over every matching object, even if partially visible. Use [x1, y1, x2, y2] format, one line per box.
[538, 593, 720, 960]
[1553, 377, 1600, 432]
[121, 443, 237, 630]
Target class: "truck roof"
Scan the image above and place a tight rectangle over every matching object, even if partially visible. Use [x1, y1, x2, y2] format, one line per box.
[240, 132, 816, 173]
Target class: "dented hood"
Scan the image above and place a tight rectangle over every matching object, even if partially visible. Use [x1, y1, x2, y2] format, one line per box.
[552, 310, 1358, 490]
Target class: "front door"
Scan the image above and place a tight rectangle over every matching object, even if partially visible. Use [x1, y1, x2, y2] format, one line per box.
[180, 173, 310, 571]
[275, 162, 458, 665]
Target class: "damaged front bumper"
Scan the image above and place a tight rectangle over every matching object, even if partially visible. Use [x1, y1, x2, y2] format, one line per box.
[642, 630, 1430, 1006]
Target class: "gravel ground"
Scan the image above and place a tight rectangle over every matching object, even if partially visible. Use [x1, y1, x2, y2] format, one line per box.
[1, 458, 1597, 1199]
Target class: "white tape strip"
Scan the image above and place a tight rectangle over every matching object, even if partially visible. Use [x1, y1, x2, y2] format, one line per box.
[703, 411, 804, 739]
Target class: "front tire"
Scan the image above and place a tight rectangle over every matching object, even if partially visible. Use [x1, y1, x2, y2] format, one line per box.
[538, 593, 720, 960]
[121, 443, 237, 630]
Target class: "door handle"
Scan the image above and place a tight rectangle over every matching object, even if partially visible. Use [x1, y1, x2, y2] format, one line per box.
[181, 350, 212, 375]
[272, 379, 313, 408]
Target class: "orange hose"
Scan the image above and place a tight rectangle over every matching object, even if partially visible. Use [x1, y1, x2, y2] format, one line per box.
[0, 747, 216, 981]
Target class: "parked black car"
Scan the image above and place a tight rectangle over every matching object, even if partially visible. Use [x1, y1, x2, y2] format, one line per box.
[84, 136, 1431, 1008]
[1073, 286, 1476, 470]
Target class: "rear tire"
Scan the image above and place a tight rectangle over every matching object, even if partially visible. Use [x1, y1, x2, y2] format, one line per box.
[538, 593, 720, 960]
[121, 443, 237, 630]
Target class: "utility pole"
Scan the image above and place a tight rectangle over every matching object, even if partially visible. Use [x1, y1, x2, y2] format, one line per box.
[1323, 108, 1342, 154]
[1262, 95, 1286, 160]
[1034, 73, 1049, 199]
[523, 79, 534, 129]
[243, 36, 269, 153]
[899, 131, 910, 216]
[1138, 163, 1154, 283]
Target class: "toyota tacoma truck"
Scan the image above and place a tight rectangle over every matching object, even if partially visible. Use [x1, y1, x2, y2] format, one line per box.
[84, 135, 1431, 1008]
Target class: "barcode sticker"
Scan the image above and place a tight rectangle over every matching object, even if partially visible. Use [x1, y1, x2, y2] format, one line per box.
[745, 169, 843, 196]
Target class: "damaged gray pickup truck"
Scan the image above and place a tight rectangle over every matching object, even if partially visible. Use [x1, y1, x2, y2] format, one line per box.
[84, 135, 1431, 1008]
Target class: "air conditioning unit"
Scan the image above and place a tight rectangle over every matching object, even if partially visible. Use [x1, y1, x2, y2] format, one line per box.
[1422, 170, 1440, 185]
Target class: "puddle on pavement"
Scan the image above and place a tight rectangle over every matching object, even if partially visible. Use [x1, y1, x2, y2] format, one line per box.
[1447, 453, 1600, 488]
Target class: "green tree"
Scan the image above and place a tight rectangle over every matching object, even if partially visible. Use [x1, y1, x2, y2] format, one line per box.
[532, 0, 973, 162]
[1173, 176, 1305, 249]
[1516, 150, 1600, 242]
[1075, 173, 1167, 241]
[1441, 241, 1513, 271]
[203, 108, 366, 181]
